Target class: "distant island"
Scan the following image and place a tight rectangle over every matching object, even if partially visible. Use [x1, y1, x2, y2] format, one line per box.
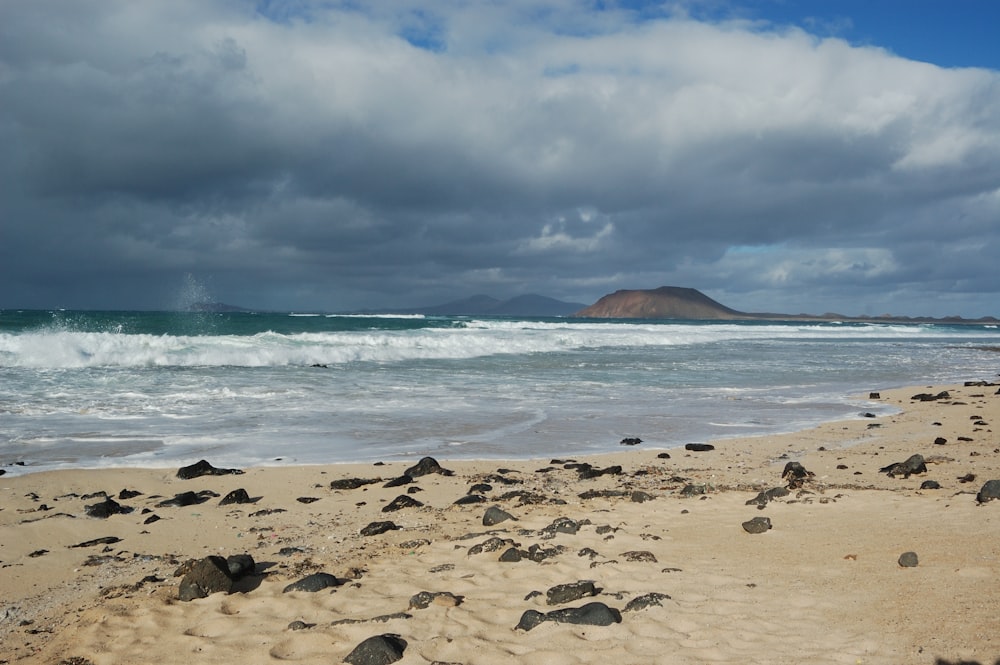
[573, 286, 999, 324]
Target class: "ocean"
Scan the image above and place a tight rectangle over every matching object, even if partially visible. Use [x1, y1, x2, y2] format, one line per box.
[1, 310, 998, 475]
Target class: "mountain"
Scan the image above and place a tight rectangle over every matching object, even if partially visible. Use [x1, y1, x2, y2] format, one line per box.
[574, 286, 744, 319]
[402, 294, 587, 317]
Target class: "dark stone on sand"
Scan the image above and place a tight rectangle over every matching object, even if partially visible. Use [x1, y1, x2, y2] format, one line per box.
[382, 495, 424, 512]
[157, 491, 211, 508]
[499, 547, 523, 562]
[898, 551, 919, 567]
[934, 437, 948, 445]
[118, 489, 142, 500]
[541, 517, 581, 536]
[283, 572, 340, 593]
[69, 536, 122, 548]
[468, 537, 518, 555]
[226, 554, 256, 579]
[624, 592, 672, 612]
[526, 544, 565, 563]
[621, 551, 657, 563]
[405, 456, 453, 477]
[178, 556, 234, 601]
[657, 452, 671, 459]
[679, 484, 707, 497]
[578, 489, 629, 500]
[360, 521, 401, 537]
[330, 477, 379, 490]
[516, 602, 622, 631]
[499, 490, 567, 505]
[577, 464, 623, 480]
[546, 581, 598, 605]
[297, 496, 320, 504]
[143, 514, 160, 524]
[782, 462, 813, 481]
[382, 475, 413, 487]
[453, 494, 488, 505]
[176, 459, 243, 480]
[869, 392, 881, 399]
[685, 443, 715, 452]
[920, 480, 942, 490]
[219, 488, 253, 505]
[288, 620, 314, 630]
[408, 591, 463, 609]
[343, 634, 407, 665]
[746, 486, 791, 508]
[620, 437, 643, 446]
[630, 491, 655, 503]
[84, 497, 129, 519]
[469, 483, 493, 494]
[976, 479, 1000, 504]
[910, 391, 950, 402]
[483, 506, 516, 526]
[742, 516, 772, 534]
[879, 454, 928, 478]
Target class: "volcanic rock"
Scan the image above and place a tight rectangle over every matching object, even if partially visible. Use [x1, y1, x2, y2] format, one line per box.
[282, 572, 340, 593]
[360, 521, 401, 537]
[742, 516, 772, 534]
[219, 488, 253, 505]
[546, 581, 599, 605]
[178, 556, 234, 601]
[404, 456, 453, 477]
[685, 443, 715, 452]
[976, 479, 1000, 504]
[515, 602, 622, 631]
[382, 495, 424, 512]
[624, 592, 671, 612]
[482, 506, 516, 526]
[84, 497, 129, 519]
[176, 459, 243, 480]
[330, 477, 380, 490]
[343, 634, 407, 665]
[898, 551, 919, 567]
[879, 454, 928, 478]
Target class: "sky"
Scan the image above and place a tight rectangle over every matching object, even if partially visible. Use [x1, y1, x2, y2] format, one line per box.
[2, 1, 999, 317]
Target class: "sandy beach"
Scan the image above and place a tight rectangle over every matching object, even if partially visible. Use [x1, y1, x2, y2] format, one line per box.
[1, 382, 998, 665]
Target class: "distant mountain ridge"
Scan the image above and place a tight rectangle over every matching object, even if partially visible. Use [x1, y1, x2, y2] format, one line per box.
[573, 286, 999, 323]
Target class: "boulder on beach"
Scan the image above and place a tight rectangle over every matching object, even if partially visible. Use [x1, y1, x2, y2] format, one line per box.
[976, 479, 1000, 504]
[404, 456, 453, 477]
[176, 460, 243, 480]
[879, 454, 927, 478]
[178, 556, 234, 601]
[515, 601, 622, 631]
[343, 634, 407, 665]
[282, 572, 341, 593]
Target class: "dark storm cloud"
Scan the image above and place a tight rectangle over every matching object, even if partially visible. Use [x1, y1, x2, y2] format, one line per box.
[1, 0, 999, 315]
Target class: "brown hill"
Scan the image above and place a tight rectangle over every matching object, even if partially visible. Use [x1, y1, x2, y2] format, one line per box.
[574, 286, 744, 319]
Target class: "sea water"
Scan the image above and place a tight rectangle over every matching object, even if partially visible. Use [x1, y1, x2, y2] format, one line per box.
[1, 310, 998, 475]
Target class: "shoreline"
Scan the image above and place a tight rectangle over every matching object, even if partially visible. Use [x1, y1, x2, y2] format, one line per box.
[2, 382, 998, 664]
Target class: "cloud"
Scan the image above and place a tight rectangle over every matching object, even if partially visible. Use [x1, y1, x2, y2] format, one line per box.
[1, 0, 998, 315]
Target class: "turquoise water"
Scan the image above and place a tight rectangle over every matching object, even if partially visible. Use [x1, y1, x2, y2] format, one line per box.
[1, 310, 998, 474]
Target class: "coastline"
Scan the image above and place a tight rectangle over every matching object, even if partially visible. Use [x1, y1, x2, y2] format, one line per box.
[1, 383, 998, 664]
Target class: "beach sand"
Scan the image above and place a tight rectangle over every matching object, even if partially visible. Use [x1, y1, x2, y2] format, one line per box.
[1, 383, 998, 665]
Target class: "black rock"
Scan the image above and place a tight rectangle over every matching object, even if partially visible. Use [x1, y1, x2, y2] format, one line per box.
[282, 572, 340, 593]
[516, 602, 622, 631]
[498, 547, 524, 562]
[382, 495, 424, 512]
[226, 553, 256, 579]
[176, 459, 243, 480]
[898, 551, 919, 567]
[69, 536, 122, 548]
[453, 494, 488, 505]
[343, 634, 407, 665]
[630, 491, 655, 503]
[469, 483, 493, 494]
[742, 516, 772, 534]
[910, 391, 950, 402]
[118, 489, 142, 500]
[541, 517, 581, 535]
[331, 477, 379, 490]
[157, 491, 210, 508]
[178, 556, 234, 601]
[468, 536, 518, 555]
[879, 454, 928, 478]
[624, 592, 671, 612]
[920, 480, 942, 490]
[482, 506, 516, 526]
[746, 486, 791, 508]
[404, 456, 453, 477]
[934, 437, 948, 445]
[781, 462, 813, 481]
[621, 551, 658, 563]
[578, 464, 622, 480]
[657, 452, 671, 459]
[408, 591, 463, 609]
[143, 514, 161, 524]
[546, 580, 598, 605]
[976, 479, 1000, 504]
[679, 484, 707, 497]
[219, 488, 254, 505]
[685, 443, 715, 452]
[360, 521, 401, 537]
[84, 497, 129, 519]
[382, 475, 413, 488]
[620, 437, 643, 446]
